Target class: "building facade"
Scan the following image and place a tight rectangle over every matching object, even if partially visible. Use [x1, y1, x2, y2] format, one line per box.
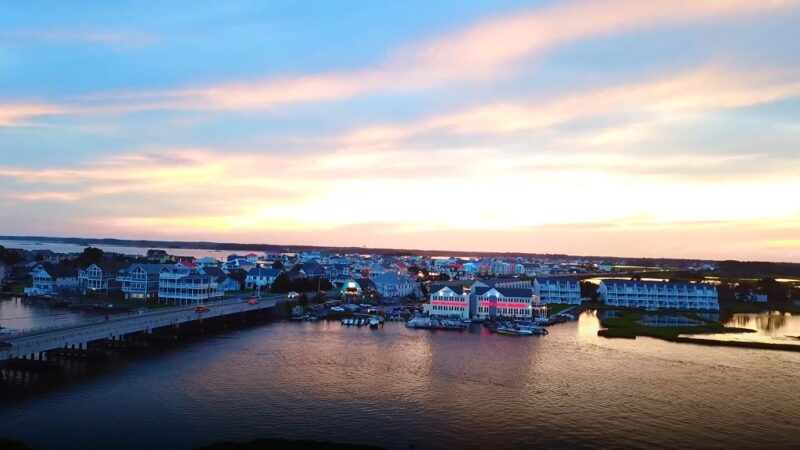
[116, 263, 170, 300]
[598, 280, 719, 310]
[158, 262, 223, 305]
[425, 284, 471, 319]
[473, 286, 535, 320]
[534, 278, 582, 304]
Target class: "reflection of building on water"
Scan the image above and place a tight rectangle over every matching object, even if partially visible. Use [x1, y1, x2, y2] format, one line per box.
[638, 314, 705, 327]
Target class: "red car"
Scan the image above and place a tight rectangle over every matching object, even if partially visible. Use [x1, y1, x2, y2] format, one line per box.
[247, 299, 258, 305]
[195, 306, 209, 313]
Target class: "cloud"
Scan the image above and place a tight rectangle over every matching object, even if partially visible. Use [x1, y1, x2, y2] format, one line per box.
[0, 103, 67, 126]
[341, 66, 800, 147]
[29, 0, 794, 116]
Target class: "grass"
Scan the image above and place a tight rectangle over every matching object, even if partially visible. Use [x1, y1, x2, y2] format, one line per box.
[598, 311, 752, 341]
[543, 303, 578, 314]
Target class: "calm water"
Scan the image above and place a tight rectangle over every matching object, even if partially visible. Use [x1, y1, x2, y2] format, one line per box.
[0, 239, 259, 260]
[1, 306, 800, 450]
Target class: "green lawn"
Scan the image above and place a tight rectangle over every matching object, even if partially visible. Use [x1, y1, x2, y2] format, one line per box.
[598, 311, 752, 341]
[543, 303, 578, 314]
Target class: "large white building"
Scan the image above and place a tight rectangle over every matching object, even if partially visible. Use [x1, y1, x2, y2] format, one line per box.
[534, 278, 581, 304]
[473, 286, 535, 320]
[426, 283, 471, 319]
[158, 262, 223, 306]
[598, 280, 719, 310]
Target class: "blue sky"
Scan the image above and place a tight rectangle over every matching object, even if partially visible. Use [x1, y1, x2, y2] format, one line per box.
[1, 0, 800, 261]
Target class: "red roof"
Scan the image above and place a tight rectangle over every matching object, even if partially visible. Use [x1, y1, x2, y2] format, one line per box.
[179, 261, 198, 268]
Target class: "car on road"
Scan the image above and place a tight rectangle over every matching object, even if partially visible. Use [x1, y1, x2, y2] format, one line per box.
[287, 291, 300, 299]
[247, 299, 258, 305]
[195, 306, 210, 313]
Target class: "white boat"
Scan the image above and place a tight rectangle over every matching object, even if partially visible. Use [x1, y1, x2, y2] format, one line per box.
[369, 316, 380, 329]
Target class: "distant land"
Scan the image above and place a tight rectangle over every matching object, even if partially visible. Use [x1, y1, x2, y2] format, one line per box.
[2, 235, 800, 276]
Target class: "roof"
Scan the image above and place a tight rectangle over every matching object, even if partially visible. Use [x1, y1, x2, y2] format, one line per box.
[599, 279, 715, 290]
[127, 263, 171, 274]
[201, 266, 228, 282]
[38, 262, 76, 279]
[247, 267, 282, 277]
[177, 261, 198, 268]
[535, 277, 580, 285]
[430, 281, 470, 294]
[474, 286, 533, 298]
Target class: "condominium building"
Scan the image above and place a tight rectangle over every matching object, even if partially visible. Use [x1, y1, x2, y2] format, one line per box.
[426, 283, 471, 319]
[598, 279, 719, 310]
[533, 277, 581, 304]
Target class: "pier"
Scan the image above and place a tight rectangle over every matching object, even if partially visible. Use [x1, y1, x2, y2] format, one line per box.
[0, 296, 283, 361]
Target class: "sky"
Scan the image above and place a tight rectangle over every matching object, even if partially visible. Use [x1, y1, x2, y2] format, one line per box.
[1, 0, 800, 262]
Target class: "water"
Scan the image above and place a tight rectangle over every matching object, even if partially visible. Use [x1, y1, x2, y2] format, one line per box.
[0, 239, 259, 260]
[0, 297, 106, 333]
[683, 312, 800, 346]
[1, 310, 799, 450]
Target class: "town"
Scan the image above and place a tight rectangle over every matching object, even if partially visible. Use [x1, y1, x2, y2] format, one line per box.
[2, 243, 797, 332]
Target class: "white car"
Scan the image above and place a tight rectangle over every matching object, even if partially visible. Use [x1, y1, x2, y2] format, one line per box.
[287, 291, 300, 299]
[330, 306, 345, 312]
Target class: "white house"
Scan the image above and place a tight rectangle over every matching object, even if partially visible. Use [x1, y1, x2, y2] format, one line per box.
[158, 262, 223, 305]
[473, 286, 535, 320]
[25, 263, 78, 296]
[371, 271, 420, 300]
[245, 267, 283, 290]
[425, 283, 471, 319]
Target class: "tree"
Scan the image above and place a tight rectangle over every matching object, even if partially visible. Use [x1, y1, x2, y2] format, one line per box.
[437, 273, 451, 281]
[579, 281, 598, 302]
[76, 247, 104, 267]
[271, 272, 291, 293]
[298, 294, 309, 306]
[272, 260, 284, 270]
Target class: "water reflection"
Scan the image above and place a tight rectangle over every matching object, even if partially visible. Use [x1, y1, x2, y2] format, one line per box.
[0, 296, 104, 333]
[684, 312, 800, 345]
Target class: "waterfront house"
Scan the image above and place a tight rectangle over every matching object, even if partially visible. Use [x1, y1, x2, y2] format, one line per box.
[78, 262, 127, 295]
[597, 280, 719, 310]
[116, 263, 171, 300]
[196, 257, 221, 268]
[146, 249, 170, 263]
[371, 271, 420, 301]
[158, 262, 223, 306]
[474, 286, 535, 320]
[425, 283, 472, 319]
[533, 277, 582, 304]
[25, 263, 78, 296]
[245, 267, 283, 290]
[222, 258, 256, 272]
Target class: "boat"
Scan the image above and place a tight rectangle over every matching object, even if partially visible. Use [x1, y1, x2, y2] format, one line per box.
[518, 324, 548, 335]
[369, 316, 380, 329]
[496, 325, 522, 336]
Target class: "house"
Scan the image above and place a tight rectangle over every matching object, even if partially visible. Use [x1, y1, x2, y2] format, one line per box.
[534, 277, 581, 304]
[244, 253, 260, 264]
[158, 262, 223, 305]
[371, 271, 420, 300]
[424, 283, 472, 319]
[78, 262, 127, 295]
[146, 249, 170, 263]
[24, 263, 78, 296]
[196, 257, 221, 268]
[202, 267, 241, 292]
[222, 258, 256, 272]
[116, 263, 171, 300]
[473, 286, 535, 320]
[245, 267, 283, 290]
[598, 280, 719, 310]
[289, 262, 326, 280]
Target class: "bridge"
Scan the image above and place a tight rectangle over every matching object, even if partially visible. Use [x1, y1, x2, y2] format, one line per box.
[0, 296, 283, 361]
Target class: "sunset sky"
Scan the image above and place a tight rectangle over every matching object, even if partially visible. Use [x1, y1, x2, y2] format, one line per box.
[1, 0, 800, 261]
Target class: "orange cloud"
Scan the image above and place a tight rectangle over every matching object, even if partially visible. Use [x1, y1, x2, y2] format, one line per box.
[0, 103, 66, 126]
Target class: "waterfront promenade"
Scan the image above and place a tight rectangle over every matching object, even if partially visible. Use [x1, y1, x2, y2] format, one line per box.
[0, 296, 282, 361]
